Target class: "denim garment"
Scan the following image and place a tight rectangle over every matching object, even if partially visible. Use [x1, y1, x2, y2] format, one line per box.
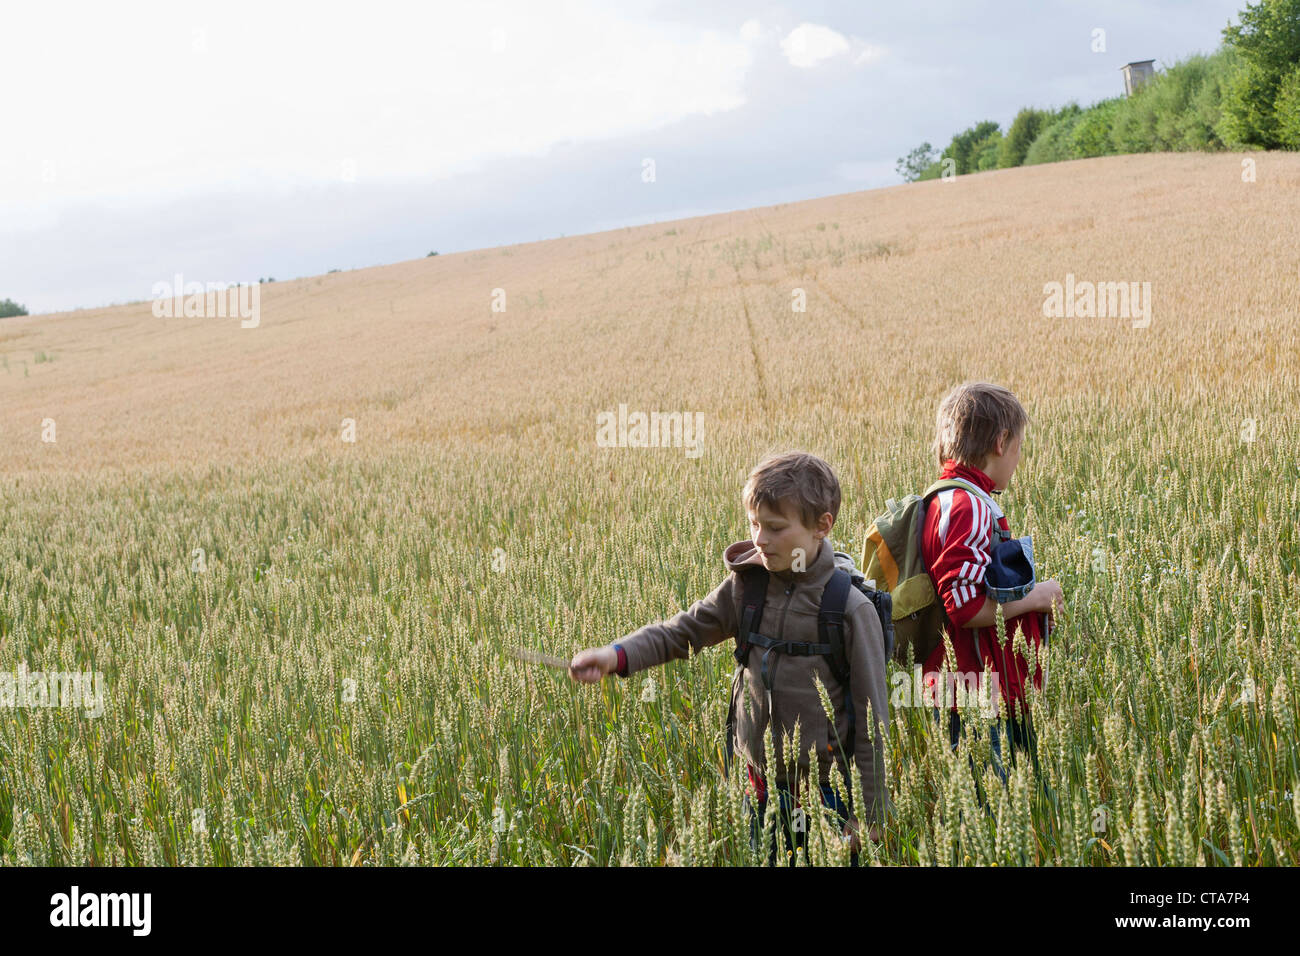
[942, 478, 1032, 604]
[985, 535, 1036, 604]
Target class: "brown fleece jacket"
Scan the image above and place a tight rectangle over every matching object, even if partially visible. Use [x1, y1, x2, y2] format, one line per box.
[618, 538, 891, 824]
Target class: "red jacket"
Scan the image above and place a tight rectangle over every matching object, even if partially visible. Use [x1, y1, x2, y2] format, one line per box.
[920, 460, 1045, 715]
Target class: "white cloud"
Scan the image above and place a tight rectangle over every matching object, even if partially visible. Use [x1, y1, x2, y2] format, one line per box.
[778, 22, 887, 70]
[0, 0, 759, 214]
[781, 23, 851, 68]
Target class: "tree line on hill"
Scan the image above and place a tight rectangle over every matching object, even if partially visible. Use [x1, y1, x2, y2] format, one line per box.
[897, 0, 1300, 182]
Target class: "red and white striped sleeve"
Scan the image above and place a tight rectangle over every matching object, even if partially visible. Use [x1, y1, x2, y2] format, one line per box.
[927, 487, 992, 629]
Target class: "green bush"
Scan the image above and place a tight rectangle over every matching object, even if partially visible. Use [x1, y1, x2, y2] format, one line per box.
[916, 159, 946, 181]
[1071, 98, 1123, 157]
[941, 120, 1001, 175]
[1024, 104, 1084, 164]
[1160, 54, 1229, 148]
[0, 298, 29, 318]
[1111, 82, 1162, 153]
[1190, 49, 1242, 148]
[971, 129, 1004, 170]
[1111, 53, 1236, 152]
[998, 107, 1052, 168]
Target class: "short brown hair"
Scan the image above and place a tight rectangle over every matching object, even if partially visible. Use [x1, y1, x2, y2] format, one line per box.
[933, 382, 1028, 468]
[742, 451, 840, 530]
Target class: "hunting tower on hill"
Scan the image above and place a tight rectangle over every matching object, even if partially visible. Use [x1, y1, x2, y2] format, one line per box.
[1121, 60, 1156, 97]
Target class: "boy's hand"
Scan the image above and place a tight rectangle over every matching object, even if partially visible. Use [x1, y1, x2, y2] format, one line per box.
[842, 817, 881, 853]
[1035, 579, 1065, 619]
[569, 646, 618, 683]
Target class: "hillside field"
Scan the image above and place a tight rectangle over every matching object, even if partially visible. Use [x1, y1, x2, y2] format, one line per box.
[1, 152, 1298, 865]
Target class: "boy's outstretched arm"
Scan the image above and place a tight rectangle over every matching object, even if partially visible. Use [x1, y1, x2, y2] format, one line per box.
[568, 575, 739, 682]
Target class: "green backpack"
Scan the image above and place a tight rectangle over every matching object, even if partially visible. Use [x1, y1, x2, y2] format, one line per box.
[859, 477, 998, 666]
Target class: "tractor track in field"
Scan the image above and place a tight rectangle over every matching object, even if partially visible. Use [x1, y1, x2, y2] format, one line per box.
[808, 269, 854, 319]
[734, 208, 782, 415]
[732, 265, 770, 415]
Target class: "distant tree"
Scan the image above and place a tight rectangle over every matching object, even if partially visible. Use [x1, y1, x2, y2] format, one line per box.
[1111, 84, 1160, 153]
[1156, 50, 1239, 150]
[942, 120, 1001, 175]
[0, 298, 28, 318]
[427, 250, 440, 257]
[998, 108, 1051, 167]
[1071, 98, 1123, 157]
[970, 128, 1004, 170]
[916, 1, 1294, 174]
[896, 142, 937, 182]
[1117, 53, 1235, 151]
[1276, 62, 1300, 145]
[1024, 103, 1085, 164]
[1221, 0, 1300, 147]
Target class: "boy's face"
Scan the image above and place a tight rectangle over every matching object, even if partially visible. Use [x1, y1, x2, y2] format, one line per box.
[747, 499, 831, 573]
[983, 428, 1024, 491]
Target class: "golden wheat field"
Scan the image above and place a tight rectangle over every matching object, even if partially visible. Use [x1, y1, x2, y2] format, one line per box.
[1, 152, 1298, 865]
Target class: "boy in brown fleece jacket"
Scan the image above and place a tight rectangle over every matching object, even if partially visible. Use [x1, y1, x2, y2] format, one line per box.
[570, 451, 890, 862]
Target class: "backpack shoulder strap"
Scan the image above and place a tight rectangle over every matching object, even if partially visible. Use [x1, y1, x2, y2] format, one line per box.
[818, 568, 852, 684]
[820, 568, 856, 773]
[919, 477, 1006, 567]
[921, 477, 977, 502]
[914, 479, 970, 583]
[734, 565, 769, 667]
[928, 476, 1004, 521]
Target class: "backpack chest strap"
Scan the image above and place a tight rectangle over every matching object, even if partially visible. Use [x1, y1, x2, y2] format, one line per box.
[736, 567, 852, 691]
[745, 631, 835, 691]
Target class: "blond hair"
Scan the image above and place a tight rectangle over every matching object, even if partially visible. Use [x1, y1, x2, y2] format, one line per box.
[933, 382, 1028, 468]
[742, 451, 840, 530]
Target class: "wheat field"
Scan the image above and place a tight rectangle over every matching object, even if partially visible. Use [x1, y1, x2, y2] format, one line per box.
[1, 152, 1297, 865]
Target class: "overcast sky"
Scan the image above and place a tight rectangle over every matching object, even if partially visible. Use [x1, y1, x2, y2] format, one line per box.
[1, 0, 1247, 315]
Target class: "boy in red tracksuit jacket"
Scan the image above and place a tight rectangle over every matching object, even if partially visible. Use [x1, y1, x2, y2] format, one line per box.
[921, 382, 1065, 780]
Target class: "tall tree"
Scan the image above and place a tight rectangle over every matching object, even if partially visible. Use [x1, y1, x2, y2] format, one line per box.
[896, 142, 938, 182]
[0, 298, 29, 318]
[998, 108, 1051, 168]
[1221, 0, 1300, 147]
